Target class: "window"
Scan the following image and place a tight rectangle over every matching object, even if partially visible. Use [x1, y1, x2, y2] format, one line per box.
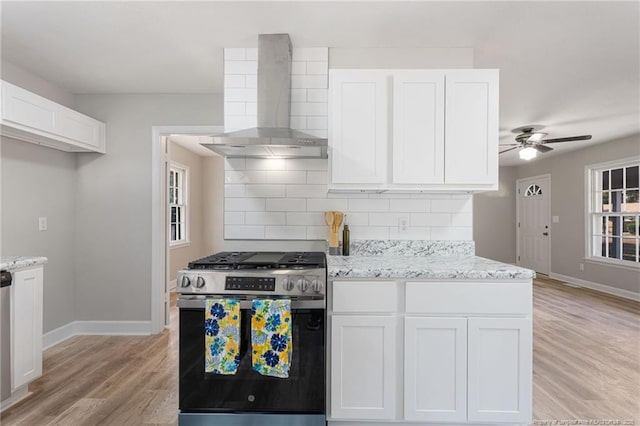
[169, 163, 189, 246]
[587, 157, 639, 266]
[525, 184, 543, 197]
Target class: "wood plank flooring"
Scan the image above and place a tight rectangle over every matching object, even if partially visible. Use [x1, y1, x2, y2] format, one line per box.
[1, 277, 638, 425]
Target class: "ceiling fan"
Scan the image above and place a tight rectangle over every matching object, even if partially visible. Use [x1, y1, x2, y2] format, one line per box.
[500, 126, 592, 160]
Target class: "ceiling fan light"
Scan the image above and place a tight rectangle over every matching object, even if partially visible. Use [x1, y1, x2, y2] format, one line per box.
[519, 147, 537, 160]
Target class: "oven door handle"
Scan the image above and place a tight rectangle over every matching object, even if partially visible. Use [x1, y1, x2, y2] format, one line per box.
[177, 296, 325, 310]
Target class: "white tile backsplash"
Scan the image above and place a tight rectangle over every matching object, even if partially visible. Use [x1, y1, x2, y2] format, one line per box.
[265, 170, 307, 184]
[286, 184, 326, 198]
[245, 212, 286, 225]
[222, 46, 473, 241]
[306, 171, 328, 184]
[265, 226, 306, 240]
[291, 75, 328, 89]
[265, 198, 307, 212]
[225, 198, 266, 212]
[245, 184, 286, 198]
[291, 48, 328, 61]
[306, 61, 329, 75]
[286, 212, 326, 226]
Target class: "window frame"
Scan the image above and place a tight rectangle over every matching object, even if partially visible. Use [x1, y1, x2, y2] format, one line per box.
[169, 161, 190, 248]
[585, 156, 640, 270]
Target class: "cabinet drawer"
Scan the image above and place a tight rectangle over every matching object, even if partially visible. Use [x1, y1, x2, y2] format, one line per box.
[406, 281, 531, 315]
[332, 281, 397, 313]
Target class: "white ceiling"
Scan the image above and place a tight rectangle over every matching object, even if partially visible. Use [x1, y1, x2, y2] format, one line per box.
[2, 1, 638, 166]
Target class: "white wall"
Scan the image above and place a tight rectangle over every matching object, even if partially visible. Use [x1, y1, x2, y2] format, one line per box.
[73, 94, 223, 322]
[514, 134, 639, 295]
[1, 137, 77, 332]
[1, 59, 76, 109]
[474, 167, 517, 263]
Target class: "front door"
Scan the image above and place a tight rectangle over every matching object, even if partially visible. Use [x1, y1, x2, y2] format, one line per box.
[517, 175, 550, 275]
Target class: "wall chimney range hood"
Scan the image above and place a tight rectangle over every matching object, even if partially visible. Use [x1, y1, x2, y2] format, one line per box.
[203, 34, 328, 159]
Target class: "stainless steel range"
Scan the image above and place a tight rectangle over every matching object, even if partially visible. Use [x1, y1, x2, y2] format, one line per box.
[177, 251, 326, 426]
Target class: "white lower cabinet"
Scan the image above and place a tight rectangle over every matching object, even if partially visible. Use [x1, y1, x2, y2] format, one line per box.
[404, 317, 467, 422]
[11, 266, 44, 390]
[467, 318, 532, 423]
[330, 315, 397, 420]
[329, 279, 532, 425]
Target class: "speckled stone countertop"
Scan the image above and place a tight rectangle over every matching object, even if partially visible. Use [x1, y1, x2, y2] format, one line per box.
[0, 256, 48, 271]
[328, 255, 534, 280]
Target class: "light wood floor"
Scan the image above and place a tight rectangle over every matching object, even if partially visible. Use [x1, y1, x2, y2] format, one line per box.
[1, 278, 638, 425]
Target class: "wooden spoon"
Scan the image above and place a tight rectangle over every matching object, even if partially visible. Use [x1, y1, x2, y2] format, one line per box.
[324, 211, 334, 228]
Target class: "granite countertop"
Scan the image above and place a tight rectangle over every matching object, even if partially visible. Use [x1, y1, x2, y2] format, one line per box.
[0, 256, 48, 271]
[328, 255, 535, 280]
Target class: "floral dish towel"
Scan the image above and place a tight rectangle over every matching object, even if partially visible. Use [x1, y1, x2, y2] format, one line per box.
[251, 299, 292, 378]
[205, 298, 240, 375]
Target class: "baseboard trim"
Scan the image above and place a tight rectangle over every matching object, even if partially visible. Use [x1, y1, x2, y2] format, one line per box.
[43, 321, 153, 350]
[42, 321, 77, 350]
[549, 272, 640, 302]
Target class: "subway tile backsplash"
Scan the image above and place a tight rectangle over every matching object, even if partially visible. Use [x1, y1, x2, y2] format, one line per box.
[223, 158, 473, 241]
[222, 46, 473, 241]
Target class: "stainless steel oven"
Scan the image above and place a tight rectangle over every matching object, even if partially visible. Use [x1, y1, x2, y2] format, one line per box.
[177, 252, 326, 426]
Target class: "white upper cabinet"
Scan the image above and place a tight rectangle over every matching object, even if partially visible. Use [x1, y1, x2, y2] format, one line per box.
[445, 70, 498, 186]
[328, 69, 498, 192]
[392, 71, 445, 185]
[328, 71, 388, 186]
[1, 80, 106, 154]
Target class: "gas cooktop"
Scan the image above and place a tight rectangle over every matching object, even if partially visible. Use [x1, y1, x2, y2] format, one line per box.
[187, 251, 327, 270]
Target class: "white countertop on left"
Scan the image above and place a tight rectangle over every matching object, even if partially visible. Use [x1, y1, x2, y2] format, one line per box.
[0, 256, 48, 271]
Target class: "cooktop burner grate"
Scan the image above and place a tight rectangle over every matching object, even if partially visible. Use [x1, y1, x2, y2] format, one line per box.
[187, 251, 326, 270]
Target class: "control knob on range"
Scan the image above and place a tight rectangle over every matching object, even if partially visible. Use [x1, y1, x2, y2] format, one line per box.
[180, 276, 191, 288]
[282, 277, 295, 291]
[297, 278, 309, 292]
[311, 279, 324, 294]
[195, 276, 206, 289]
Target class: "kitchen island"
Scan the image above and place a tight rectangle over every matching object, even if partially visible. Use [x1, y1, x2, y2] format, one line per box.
[326, 241, 533, 426]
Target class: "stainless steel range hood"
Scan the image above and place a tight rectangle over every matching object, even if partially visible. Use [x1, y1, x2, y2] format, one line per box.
[203, 34, 328, 159]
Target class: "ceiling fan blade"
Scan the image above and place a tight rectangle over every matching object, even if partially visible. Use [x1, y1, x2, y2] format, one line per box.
[542, 135, 592, 143]
[499, 146, 519, 154]
[533, 144, 553, 153]
[499, 143, 519, 146]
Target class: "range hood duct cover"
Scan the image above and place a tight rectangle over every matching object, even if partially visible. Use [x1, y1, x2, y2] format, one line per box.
[203, 34, 328, 159]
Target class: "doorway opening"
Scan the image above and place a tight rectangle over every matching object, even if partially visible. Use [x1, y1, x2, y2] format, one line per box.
[151, 126, 225, 333]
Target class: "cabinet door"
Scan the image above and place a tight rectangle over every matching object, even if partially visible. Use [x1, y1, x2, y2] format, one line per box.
[404, 317, 467, 422]
[57, 109, 106, 152]
[11, 266, 44, 390]
[329, 70, 388, 185]
[392, 71, 445, 184]
[467, 318, 532, 423]
[1, 80, 56, 133]
[331, 315, 397, 420]
[444, 70, 498, 186]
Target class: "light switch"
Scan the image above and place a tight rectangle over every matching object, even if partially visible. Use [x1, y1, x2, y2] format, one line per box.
[38, 217, 48, 231]
[552, 216, 560, 223]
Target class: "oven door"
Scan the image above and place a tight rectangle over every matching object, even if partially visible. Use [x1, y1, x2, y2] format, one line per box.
[178, 297, 325, 414]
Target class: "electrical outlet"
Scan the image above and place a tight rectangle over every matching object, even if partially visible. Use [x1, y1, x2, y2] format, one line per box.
[552, 216, 560, 223]
[38, 217, 48, 231]
[398, 216, 409, 233]
[579, 263, 584, 271]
